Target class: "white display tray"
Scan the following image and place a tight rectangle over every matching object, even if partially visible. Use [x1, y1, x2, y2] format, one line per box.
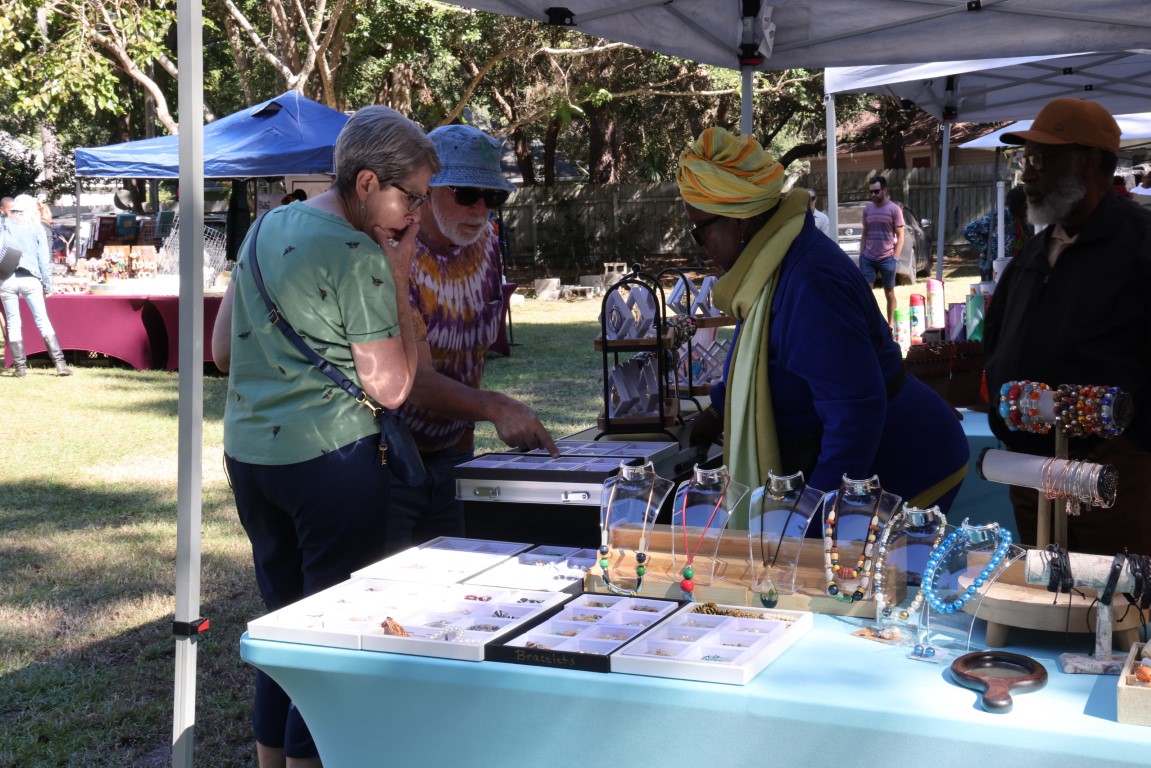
[248, 579, 571, 661]
[351, 536, 531, 584]
[463, 545, 598, 591]
[490, 594, 681, 670]
[610, 603, 813, 685]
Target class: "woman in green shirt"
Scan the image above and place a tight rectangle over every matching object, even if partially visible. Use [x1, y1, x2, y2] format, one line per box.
[215, 105, 439, 768]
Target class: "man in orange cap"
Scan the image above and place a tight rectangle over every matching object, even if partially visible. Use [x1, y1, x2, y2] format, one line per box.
[985, 98, 1151, 555]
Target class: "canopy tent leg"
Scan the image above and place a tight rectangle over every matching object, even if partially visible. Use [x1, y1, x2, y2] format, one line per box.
[825, 93, 839, 236]
[173, 0, 207, 766]
[935, 119, 953, 282]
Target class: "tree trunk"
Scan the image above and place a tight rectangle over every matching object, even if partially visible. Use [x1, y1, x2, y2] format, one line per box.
[543, 115, 561, 187]
[513, 127, 536, 187]
[39, 121, 59, 187]
[587, 104, 617, 185]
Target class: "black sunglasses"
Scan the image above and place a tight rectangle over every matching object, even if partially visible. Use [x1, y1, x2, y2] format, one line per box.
[447, 186, 511, 209]
[690, 215, 722, 245]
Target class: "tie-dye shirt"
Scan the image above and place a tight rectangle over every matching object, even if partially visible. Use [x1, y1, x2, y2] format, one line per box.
[401, 225, 503, 451]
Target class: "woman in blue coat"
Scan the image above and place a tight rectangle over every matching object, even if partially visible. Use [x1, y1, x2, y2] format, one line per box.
[680, 128, 967, 514]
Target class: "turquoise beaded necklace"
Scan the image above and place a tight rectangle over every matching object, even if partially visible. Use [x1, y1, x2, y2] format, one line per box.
[920, 520, 1013, 614]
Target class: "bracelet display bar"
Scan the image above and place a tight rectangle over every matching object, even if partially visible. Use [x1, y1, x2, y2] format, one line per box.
[961, 551, 1144, 651]
[585, 526, 902, 617]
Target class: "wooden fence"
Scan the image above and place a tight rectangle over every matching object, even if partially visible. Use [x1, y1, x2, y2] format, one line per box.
[499, 163, 1016, 271]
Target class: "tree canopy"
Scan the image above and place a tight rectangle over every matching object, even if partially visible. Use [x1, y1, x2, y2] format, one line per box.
[0, 0, 869, 196]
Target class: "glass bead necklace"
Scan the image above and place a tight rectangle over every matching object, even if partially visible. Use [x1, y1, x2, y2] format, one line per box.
[873, 505, 946, 623]
[921, 520, 1013, 615]
[599, 465, 660, 597]
[679, 472, 731, 601]
[823, 477, 882, 602]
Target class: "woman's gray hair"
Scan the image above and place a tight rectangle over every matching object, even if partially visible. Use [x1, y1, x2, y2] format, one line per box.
[332, 106, 440, 194]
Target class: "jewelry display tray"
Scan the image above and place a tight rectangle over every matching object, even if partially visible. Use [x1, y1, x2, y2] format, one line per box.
[485, 593, 685, 672]
[487, 596, 813, 684]
[246, 578, 574, 662]
[351, 536, 532, 584]
[462, 545, 599, 592]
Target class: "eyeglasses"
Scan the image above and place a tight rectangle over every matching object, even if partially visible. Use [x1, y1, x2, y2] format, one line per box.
[689, 215, 722, 245]
[390, 182, 429, 212]
[868, 187, 884, 195]
[1019, 147, 1082, 172]
[446, 186, 511, 209]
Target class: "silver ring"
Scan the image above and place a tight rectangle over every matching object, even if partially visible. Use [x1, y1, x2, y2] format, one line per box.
[386, 238, 399, 248]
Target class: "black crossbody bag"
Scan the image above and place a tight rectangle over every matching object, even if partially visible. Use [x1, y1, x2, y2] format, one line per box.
[244, 213, 426, 486]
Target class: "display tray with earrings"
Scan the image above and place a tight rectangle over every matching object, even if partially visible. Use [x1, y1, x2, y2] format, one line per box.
[585, 525, 908, 617]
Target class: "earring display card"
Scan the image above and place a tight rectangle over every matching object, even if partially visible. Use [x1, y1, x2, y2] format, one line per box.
[249, 579, 572, 662]
[351, 536, 531, 583]
[610, 603, 813, 685]
[462, 545, 599, 591]
[486, 593, 682, 672]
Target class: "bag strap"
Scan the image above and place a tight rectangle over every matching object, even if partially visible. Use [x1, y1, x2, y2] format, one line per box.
[245, 212, 382, 417]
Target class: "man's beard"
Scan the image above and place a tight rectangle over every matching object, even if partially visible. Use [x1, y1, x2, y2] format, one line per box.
[431, 205, 487, 247]
[1026, 175, 1086, 226]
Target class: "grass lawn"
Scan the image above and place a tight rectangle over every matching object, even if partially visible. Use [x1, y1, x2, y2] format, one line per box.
[0, 252, 978, 766]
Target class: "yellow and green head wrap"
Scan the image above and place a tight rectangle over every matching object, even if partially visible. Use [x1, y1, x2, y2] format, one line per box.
[676, 127, 785, 219]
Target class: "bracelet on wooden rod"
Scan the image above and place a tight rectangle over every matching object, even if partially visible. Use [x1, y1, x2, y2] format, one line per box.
[998, 380, 1132, 438]
[976, 448, 1118, 510]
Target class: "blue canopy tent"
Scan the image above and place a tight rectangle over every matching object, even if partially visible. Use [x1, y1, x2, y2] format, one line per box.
[75, 90, 349, 179]
[75, 90, 347, 260]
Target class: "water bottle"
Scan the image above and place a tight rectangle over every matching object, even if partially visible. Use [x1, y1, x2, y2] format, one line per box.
[925, 278, 945, 329]
[909, 294, 926, 344]
[894, 308, 911, 357]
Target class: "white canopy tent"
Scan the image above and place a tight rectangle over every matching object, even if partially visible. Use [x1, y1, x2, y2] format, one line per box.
[168, 3, 1151, 766]
[826, 49, 1151, 279]
[960, 111, 1151, 148]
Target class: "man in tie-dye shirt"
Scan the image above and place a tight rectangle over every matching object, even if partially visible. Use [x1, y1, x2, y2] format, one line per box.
[390, 125, 558, 545]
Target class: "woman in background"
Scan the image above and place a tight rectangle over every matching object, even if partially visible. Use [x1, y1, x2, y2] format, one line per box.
[1, 194, 71, 376]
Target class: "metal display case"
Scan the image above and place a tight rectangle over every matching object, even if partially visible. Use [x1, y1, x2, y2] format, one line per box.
[454, 431, 715, 548]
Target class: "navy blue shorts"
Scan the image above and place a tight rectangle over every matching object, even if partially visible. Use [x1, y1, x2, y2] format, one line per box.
[226, 434, 397, 758]
[860, 255, 898, 290]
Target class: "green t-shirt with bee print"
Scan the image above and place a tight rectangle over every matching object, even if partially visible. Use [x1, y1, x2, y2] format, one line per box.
[223, 202, 400, 465]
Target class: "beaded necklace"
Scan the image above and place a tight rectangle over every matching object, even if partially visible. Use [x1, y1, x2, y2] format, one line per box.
[823, 477, 882, 603]
[599, 464, 660, 597]
[678, 471, 731, 601]
[873, 505, 946, 623]
[921, 520, 1013, 615]
[755, 472, 806, 609]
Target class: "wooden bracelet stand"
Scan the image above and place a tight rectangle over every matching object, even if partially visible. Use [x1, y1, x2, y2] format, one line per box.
[973, 427, 1142, 666]
[965, 547, 1140, 674]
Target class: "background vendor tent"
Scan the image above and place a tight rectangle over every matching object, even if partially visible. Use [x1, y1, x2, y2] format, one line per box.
[75, 90, 349, 179]
[825, 49, 1151, 278]
[960, 112, 1151, 149]
[168, 2, 1151, 766]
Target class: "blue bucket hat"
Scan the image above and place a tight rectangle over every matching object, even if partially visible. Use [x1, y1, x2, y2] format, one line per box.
[428, 125, 516, 193]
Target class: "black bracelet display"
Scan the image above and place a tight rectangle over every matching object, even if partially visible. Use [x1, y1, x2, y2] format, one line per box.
[1100, 553, 1126, 607]
[1123, 551, 1144, 609]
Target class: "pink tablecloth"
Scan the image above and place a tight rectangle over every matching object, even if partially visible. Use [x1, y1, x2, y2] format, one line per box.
[147, 295, 223, 372]
[3, 294, 154, 370]
[1, 294, 223, 372]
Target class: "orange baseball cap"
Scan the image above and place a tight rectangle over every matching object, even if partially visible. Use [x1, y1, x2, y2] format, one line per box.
[1000, 98, 1120, 153]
